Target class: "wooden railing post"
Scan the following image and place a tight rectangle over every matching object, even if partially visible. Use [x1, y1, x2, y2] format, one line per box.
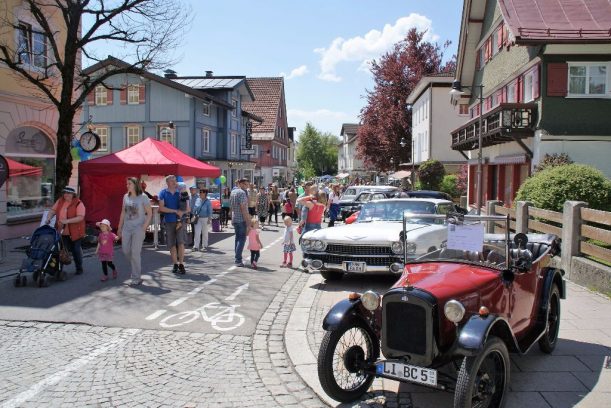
[486, 200, 503, 233]
[515, 201, 532, 234]
[561, 201, 588, 278]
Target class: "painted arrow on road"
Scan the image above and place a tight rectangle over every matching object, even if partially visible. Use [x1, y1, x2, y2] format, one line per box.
[225, 283, 249, 302]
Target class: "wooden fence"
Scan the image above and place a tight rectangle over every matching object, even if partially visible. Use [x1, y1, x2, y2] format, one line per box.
[487, 200, 611, 268]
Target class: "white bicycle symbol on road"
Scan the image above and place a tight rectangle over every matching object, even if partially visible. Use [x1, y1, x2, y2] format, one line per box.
[159, 302, 245, 332]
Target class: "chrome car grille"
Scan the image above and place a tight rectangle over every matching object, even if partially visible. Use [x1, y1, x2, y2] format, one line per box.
[325, 244, 393, 256]
[308, 254, 398, 266]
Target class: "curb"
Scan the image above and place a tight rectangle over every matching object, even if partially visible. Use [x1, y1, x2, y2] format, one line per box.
[285, 272, 338, 407]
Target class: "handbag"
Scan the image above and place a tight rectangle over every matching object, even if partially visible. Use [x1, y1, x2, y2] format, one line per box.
[190, 215, 199, 224]
[59, 248, 72, 265]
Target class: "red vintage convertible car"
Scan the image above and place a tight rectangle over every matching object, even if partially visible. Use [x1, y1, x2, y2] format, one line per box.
[317, 214, 564, 408]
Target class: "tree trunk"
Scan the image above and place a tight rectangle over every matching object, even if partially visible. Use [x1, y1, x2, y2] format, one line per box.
[54, 108, 76, 200]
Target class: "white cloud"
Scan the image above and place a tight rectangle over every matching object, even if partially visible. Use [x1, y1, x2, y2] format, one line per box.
[314, 13, 438, 82]
[288, 108, 358, 136]
[279, 64, 309, 80]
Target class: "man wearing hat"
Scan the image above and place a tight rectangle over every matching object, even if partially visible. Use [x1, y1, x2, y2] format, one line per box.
[45, 186, 86, 275]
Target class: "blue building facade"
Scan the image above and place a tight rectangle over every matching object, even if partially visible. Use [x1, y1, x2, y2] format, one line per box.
[82, 57, 261, 187]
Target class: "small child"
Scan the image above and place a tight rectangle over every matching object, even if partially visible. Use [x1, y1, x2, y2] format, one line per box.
[281, 216, 296, 268]
[95, 219, 119, 282]
[247, 218, 263, 269]
[176, 183, 190, 231]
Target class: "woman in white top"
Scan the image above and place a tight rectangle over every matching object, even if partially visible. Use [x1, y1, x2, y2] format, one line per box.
[327, 184, 342, 227]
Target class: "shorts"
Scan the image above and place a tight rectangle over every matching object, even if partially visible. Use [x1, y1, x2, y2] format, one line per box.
[248, 207, 256, 216]
[164, 221, 186, 246]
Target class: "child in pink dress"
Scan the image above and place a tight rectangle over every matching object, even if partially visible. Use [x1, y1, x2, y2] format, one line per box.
[96, 219, 119, 282]
[247, 218, 263, 269]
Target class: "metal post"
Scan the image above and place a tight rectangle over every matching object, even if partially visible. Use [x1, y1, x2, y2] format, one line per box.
[476, 85, 484, 215]
[411, 138, 415, 189]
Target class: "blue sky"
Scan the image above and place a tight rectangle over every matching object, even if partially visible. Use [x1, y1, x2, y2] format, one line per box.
[84, 0, 462, 136]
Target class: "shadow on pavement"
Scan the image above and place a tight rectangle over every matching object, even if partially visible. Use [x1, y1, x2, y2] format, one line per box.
[310, 273, 398, 293]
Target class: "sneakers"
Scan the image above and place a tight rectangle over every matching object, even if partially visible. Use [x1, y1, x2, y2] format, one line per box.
[286, 263, 293, 269]
[236, 262, 245, 267]
[100, 275, 109, 282]
[172, 264, 179, 274]
[178, 264, 186, 274]
[128, 279, 143, 286]
[280, 263, 287, 268]
[191, 248, 199, 252]
[112, 270, 118, 279]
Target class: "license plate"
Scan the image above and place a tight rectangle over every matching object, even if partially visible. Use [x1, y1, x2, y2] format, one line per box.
[343, 261, 366, 273]
[376, 361, 437, 386]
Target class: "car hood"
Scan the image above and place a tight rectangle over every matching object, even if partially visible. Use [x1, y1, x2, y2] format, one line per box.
[392, 262, 499, 301]
[303, 222, 436, 243]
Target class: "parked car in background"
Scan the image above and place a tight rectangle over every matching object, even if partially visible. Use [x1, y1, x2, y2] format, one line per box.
[339, 190, 396, 221]
[317, 214, 565, 408]
[302, 198, 455, 280]
[340, 185, 398, 204]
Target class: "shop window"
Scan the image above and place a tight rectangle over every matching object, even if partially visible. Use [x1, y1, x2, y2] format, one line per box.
[4, 127, 55, 219]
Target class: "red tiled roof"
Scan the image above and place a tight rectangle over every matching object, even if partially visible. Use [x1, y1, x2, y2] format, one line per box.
[242, 78, 284, 134]
[500, 0, 611, 43]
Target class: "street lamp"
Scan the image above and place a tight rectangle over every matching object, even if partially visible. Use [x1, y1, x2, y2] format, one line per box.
[450, 80, 484, 215]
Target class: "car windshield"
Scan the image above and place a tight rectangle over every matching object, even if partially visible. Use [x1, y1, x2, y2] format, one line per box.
[355, 193, 371, 202]
[357, 200, 438, 222]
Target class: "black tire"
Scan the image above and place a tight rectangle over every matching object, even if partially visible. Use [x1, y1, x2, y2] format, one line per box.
[538, 285, 561, 354]
[21, 276, 26, 286]
[454, 335, 510, 408]
[317, 320, 379, 402]
[14, 276, 21, 287]
[321, 270, 343, 281]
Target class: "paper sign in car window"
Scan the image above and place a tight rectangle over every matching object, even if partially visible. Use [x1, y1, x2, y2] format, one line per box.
[446, 223, 485, 253]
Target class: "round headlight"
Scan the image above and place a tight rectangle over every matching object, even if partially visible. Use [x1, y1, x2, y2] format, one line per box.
[313, 240, 326, 251]
[301, 239, 312, 249]
[405, 242, 417, 254]
[391, 241, 403, 254]
[444, 299, 466, 323]
[361, 291, 380, 311]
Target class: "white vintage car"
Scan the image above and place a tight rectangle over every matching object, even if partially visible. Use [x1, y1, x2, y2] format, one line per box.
[301, 198, 456, 280]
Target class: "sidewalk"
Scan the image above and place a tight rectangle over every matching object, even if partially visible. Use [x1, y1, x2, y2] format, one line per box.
[0, 237, 32, 279]
[286, 274, 611, 407]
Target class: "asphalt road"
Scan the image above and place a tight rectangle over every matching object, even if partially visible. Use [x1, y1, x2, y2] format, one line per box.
[0, 223, 298, 336]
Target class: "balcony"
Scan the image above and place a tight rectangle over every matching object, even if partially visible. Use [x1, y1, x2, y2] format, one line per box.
[451, 103, 537, 152]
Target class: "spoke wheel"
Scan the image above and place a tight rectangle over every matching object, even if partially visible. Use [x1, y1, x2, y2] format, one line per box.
[318, 320, 379, 402]
[454, 335, 509, 408]
[538, 285, 561, 353]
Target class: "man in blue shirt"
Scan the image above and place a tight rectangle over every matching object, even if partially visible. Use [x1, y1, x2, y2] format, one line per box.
[230, 178, 251, 266]
[159, 175, 187, 274]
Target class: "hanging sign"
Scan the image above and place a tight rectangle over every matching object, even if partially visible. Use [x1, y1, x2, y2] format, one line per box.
[0, 155, 8, 188]
[245, 121, 253, 149]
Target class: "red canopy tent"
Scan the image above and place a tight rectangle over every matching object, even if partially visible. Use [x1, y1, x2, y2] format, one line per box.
[6, 157, 43, 177]
[79, 138, 221, 228]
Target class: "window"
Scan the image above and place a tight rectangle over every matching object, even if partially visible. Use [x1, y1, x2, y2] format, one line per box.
[202, 102, 210, 116]
[231, 99, 238, 117]
[127, 85, 140, 104]
[506, 81, 517, 102]
[94, 127, 109, 152]
[523, 71, 534, 102]
[492, 29, 500, 56]
[17, 22, 47, 69]
[231, 133, 237, 155]
[95, 85, 107, 106]
[126, 126, 141, 147]
[569, 63, 607, 96]
[202, 129, 210, 153]
[458, 104, 469, 115]
[253, 144, 259, 158]
[159, 126, 174, 145]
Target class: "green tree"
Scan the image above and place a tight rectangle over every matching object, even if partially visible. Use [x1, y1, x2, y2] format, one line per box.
[515, 164, 611, 211]
[296, 123, 339, 179]
[417, 160, 446, 190]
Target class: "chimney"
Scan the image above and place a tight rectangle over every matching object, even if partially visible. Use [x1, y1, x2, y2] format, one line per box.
[164, 69, 177, 79]
[205, 70, 213, 77]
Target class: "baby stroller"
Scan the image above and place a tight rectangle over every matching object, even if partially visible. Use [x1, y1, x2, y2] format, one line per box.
[15, 225, 67, 288]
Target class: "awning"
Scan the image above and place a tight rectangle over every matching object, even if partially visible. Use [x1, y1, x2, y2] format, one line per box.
[6, 157, 43, 177]
[335, 173, 350, 178]
[389, 170, 412, 179]
[491, 154, 528, 165]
